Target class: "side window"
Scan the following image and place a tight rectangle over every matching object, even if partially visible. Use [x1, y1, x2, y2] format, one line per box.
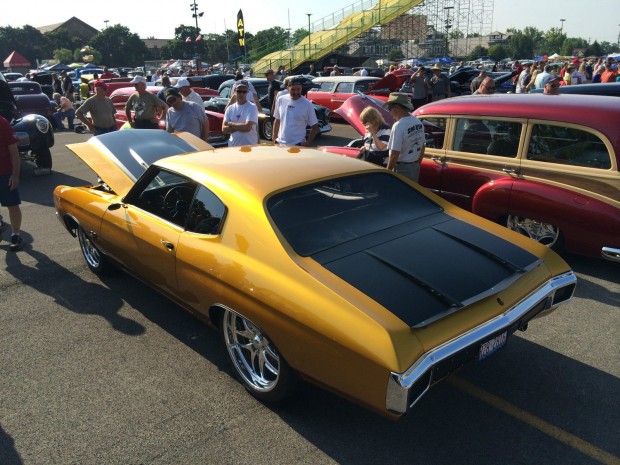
[527, 124, 611, 169]
[335, 82, 354, 94]
[355, 81, 374, 93]
[454, 118, 521, 157]
[186, 186, 227, 235]
[220, 86, 231, 99]
[318, 82, 334, 92]
[127, 168, 197, 228]
[419, 117, 447, 149]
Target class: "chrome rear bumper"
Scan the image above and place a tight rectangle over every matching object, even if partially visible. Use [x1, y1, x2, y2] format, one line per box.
[386, 271, 577, 416]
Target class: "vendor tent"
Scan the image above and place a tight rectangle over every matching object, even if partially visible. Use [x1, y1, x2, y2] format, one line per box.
[3, 51, 31, 69]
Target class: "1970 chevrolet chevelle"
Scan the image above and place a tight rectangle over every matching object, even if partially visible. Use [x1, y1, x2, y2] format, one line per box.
[54, 130, 576, 418]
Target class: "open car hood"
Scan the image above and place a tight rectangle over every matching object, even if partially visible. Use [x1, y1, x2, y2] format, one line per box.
[335, 94, 395, 136]
[67, 130, 213, 196]
[368, 70, 413, 93]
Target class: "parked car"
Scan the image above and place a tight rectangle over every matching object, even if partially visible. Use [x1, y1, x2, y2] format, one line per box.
[0, 72, 54, 167]
[326, 93, 620, 261]
[108, 86, 229, 147]
[205, 78, 332, 141]
[448, 68, 516, 95]
[8, 81, 55, 121]
[530, 82, 620, 96]
[154, 74, 236, 91]
[306, 76, 383, 113]
[3, 72, 23, 82]
[54, 129, 576, 418]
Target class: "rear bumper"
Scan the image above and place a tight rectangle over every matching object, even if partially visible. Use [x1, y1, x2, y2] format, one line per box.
[386, 271, 577, 416]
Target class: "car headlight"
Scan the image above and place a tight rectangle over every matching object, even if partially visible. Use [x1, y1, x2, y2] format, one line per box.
[34, 117, 50, 133]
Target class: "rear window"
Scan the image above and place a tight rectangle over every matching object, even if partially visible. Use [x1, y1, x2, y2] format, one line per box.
[454, 118, 522, 157]
[267, 173, 443, 256]
[527, 124, 611, 169]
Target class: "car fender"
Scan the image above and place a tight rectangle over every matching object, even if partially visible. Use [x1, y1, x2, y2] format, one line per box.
[499, 178, 620, 256]
[470, 177, 514, 221]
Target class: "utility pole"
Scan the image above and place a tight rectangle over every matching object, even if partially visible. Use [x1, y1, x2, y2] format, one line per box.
[306, 14, 312, 57]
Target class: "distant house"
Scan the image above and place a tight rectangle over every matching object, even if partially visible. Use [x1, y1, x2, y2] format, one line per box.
[37, 16, 99, 42]
[142, 39, 171, 59]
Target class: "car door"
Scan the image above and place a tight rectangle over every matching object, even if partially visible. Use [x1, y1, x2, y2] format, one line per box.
[306, 81, 336, 110]
[97, 167, 198, 296]
[436, 116, 524, 212]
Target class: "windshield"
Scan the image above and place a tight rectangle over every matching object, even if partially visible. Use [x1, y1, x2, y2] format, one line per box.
[268, 173, 443, 256]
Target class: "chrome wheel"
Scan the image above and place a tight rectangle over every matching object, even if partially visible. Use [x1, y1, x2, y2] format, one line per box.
[222, 309, 287, 397]
[77, 226, 110, 274]
[506, 215, 560, 248]
[261, 118, 273, 141]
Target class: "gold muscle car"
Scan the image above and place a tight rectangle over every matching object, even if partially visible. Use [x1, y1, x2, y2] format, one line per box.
[54, 130, 577, 418]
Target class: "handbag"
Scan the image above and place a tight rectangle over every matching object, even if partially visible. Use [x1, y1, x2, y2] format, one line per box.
[357, 148, 385, 166]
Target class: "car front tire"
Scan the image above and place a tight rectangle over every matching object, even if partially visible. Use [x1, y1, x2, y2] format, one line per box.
[505, 215, 562, 250]
[260, 118, 273, 141]
[78, 226, 112, 275]
[221, 308, 294, 403]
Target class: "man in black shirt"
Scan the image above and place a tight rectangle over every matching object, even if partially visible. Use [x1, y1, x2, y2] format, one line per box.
[265, 69, 281, 114]
[60, 70, 74, 101]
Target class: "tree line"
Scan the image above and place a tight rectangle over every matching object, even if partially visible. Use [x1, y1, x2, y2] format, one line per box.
[1, 22, 617, 69]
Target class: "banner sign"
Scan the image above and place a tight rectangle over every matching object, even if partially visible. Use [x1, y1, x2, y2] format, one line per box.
[237, 10, 245, 53]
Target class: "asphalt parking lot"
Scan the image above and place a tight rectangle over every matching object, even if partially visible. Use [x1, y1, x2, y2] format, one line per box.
[0, 126, 618, 465]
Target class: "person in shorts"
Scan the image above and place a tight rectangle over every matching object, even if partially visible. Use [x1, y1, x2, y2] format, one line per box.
[0, 116, 24, 251]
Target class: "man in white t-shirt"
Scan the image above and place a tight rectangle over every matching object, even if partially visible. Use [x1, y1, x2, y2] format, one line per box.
[223, 80, 259, 146]
[272, 76, 318, 146]
[383, 93, 425, 182]
[176, 78, 204, 106]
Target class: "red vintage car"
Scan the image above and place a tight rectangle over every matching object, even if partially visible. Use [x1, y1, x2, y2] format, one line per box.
[108, 86, 228, 147]
[322, 93, 620, 262]
[306, 71, 412, 116]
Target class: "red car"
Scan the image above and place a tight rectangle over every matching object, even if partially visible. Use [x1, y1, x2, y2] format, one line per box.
[306, 72, 412, 116]
[109, 86, 228, 147]
[323, 93, 620, 262]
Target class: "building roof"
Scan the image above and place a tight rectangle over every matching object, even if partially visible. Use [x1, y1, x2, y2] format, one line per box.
[36, 16, 99, 41]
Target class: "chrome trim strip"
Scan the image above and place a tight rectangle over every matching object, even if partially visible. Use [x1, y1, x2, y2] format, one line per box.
[601, 247, 620, 262]
[386, 271, 577, 415]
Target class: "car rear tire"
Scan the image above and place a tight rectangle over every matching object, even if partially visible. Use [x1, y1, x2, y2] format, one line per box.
[34, 145, 52, 169]
[78, 226, 112, 275]
[505, 215, 562, 250]
[221, 308, 294, 403]
[260, 118, 273, 141]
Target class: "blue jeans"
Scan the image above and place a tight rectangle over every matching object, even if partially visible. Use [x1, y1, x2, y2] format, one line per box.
[54, 109, 76, 129]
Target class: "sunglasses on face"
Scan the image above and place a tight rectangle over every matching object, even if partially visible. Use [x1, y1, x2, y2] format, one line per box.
[166, 96, 178, 104]
[236, 89, 248, 94]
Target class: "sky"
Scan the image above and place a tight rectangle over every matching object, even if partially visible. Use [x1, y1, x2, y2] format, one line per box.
[2, 0, 619, 45]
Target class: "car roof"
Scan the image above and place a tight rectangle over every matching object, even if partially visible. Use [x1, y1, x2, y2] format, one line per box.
[415, 93, 620, 141]
[157, 145, 371, 200]
[312, 76, 380, 83]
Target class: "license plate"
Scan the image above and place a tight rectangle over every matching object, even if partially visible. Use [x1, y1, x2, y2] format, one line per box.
[478, 332, 507, 361]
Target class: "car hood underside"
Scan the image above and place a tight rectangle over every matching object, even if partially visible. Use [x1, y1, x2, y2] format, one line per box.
[312, 213, 541, 328]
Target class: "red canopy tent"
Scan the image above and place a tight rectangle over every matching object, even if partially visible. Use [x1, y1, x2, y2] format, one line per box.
[3, 51, 31, 70]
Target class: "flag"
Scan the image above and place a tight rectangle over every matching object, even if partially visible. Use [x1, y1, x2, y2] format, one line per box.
[196, 35, 202, 42]
[237, 9, 245, 53]
[185, 37, 192, 43]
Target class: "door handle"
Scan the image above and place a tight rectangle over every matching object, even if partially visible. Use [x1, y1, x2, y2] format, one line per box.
[431, 156, 442, 163]
[502, 167, 517, 174]
[160, 240, 174, 250]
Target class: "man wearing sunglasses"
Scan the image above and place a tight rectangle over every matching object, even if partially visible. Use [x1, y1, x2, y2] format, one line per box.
[222, 80, 259, 146]
[164, 88, 209, 142]
[542, 74, 561, 95]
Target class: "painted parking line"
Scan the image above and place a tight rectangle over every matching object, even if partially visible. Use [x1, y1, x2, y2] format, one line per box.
[449, 376, 620, 465]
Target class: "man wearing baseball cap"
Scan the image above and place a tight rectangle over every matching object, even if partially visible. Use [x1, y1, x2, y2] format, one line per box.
[272, 76, 318, 146]
[125, 75, 167, 129]
[222, 80, 259, 146]
[383, 93, 425, 182]
[76, 80, 117, 135]
[542, 73, 561, 95]
[164, 87, 209, 142]
[175, 78, 203, 106]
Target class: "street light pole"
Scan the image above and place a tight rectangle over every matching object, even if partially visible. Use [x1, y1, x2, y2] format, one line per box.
[104, 20, 109, 28]
[560, 18, 566, 34]
[306, 13, 312, 57]
[444, 6, 454, 56]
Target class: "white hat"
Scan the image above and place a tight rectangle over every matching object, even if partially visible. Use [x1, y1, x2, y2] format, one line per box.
[175, 78, 191, 88]
[130, 75, 147, 84]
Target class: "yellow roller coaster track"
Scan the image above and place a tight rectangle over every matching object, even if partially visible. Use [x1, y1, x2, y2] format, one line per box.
[252, 0, 425, 75]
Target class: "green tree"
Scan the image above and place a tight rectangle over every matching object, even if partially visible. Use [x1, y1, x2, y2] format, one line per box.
[248, 27, 289, 61]
[0, 26, 48, 66]
[53, 48, 73, 63]
[544, 28, 566, 55]
[509, 32, 534, 58]
[291, 28, 310, 46]
[587, 41, 603, 57]
[488, 44, 507, 61]
[388, 47, 404, 61]
[90, 24, 150, 67]
[46, 28, 83, 57]
[449, 29, 464, 39]
[468, 45, 488, 60]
